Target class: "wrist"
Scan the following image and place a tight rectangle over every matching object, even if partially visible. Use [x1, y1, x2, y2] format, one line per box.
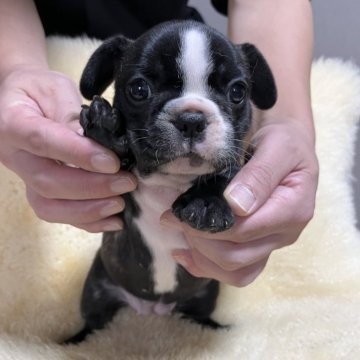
[0, 61, 49, 84]
[0, 0, 49, 81]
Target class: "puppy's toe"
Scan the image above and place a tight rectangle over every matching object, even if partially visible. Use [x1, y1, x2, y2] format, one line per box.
[80, 104, 90, 129]
[89, 96, 117, 131]
[173, 198, 205, 229]
[79, 96, 122, 150]
[204, 201, 234, 232]
[172, 196, 234, 233]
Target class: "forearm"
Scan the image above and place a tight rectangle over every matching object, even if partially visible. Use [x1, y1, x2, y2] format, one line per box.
[0, 0, 48, 79]
[228, 0, 314, 141]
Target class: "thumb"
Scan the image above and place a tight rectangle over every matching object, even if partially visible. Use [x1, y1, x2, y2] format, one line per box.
[224, 136, 295, 216]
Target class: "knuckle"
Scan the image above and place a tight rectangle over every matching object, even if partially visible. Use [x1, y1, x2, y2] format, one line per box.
[27, 126, 48, 155]
[229, 265, 265, 288]
[294, 204, 315, 227]
[26, 190, 53, 222]
[218, 260, 239, 272]
[69, 141, 92, 164]
[52, 73, 73, 89]
[229, 273, 254, 288]
[245, 162, 274, 194]
[29, 173, 54, 199]
[218, 252, 247, 272]
[286, 194, 316, 228]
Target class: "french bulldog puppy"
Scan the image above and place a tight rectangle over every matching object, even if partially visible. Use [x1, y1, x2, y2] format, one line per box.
[67, 20, 276, 343]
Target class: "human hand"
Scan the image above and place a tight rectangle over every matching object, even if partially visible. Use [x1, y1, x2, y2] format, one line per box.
[161, 118, 319, 287]
[0, 66, 136, 232]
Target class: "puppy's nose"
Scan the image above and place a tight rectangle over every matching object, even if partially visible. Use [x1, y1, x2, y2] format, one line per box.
[174, 112, 207, 139]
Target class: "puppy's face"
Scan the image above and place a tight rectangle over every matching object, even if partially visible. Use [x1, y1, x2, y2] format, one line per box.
[81, 21, 276, 176]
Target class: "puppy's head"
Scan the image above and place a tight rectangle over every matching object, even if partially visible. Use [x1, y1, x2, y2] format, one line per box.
[80, 21, 276, 176]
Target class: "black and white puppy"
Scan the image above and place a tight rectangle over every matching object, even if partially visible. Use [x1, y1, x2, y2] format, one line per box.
[68, 20, 276, 343]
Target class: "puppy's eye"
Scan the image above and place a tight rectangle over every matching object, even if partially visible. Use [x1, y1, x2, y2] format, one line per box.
[228, 81, 247, 104]
[128, 79, 151, 101]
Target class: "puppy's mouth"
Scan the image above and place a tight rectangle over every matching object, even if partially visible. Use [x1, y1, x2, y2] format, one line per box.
[157, 151, 215, 176]
[183, 152, 204, 167]
[128, 95, 241, 176]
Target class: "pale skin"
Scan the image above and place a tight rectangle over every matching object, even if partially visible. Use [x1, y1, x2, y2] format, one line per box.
[0, 0, 136, 232]
[0, 0, 318, 286]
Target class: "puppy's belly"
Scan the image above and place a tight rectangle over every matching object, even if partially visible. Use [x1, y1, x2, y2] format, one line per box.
[133, 174, 192, 294]
[104, 281, 176, 316]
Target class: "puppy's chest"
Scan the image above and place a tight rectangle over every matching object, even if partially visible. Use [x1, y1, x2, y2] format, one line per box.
[132, 173, 193, 293]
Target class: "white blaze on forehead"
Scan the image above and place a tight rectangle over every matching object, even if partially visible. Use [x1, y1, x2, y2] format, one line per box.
[179, 28, 212, 96]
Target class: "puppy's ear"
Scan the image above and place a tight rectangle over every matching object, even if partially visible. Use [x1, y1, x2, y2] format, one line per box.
[238, 43, 277, 110]
[80, 35, 133, 99]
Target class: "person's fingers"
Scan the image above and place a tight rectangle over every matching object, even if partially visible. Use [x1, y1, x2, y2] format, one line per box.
[223, 130, 297, 216]
[8, 117, 120, 173]
[10, 151, 137, 200]
[172, 248, 269, 287]
[3, 103, 120, 173]
[161, 175, 314, 242]
[185, 234, 287, 272]
[26, 188, 125, 225]
[73, 217, 124, 233]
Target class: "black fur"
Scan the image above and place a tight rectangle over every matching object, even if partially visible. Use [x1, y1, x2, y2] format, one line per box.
[65, 21, 276, 344]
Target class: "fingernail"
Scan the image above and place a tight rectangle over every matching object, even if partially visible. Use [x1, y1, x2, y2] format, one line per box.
[91, 154, 118, 173]
[103, 221, 123, 232]
[172, 255, 189, 269]
[110, 177, 136, 194]
[225, 184, 256, 214]
[100, 200, 124, 217]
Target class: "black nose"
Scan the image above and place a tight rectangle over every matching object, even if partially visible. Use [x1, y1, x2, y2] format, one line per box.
[174, 112, 207, 139]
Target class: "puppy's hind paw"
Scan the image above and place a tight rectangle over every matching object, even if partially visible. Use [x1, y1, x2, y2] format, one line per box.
[172, 194, 234, 233]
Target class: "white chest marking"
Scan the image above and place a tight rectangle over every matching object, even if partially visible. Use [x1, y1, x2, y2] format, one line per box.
[133, 173, 193, 294]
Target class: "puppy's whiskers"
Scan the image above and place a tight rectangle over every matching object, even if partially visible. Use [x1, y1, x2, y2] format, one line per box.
[155, 149, 160, 165]
[130, 128, 150, 132]
[206, 112, 217, 120]
[131, 136, 149, 144]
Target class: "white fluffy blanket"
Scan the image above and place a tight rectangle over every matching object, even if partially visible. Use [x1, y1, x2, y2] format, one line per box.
[0, 37, 360, 359]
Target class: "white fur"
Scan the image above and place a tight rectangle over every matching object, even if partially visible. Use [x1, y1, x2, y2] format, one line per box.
[159, 94, 233, 164]
[179, 28, 212, 96]
[174, 29, 233, 162]
[132, 172, 192, 294]
[159, 156, 214, 175]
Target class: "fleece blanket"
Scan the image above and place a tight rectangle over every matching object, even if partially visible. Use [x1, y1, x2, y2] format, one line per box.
[0, 37, 360, 359]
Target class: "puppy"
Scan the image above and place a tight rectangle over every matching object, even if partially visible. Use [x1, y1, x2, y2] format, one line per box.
[67, 20, 276, 343]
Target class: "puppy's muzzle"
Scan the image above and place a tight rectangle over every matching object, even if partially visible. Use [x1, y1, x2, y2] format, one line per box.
[173, 111, 207, 141]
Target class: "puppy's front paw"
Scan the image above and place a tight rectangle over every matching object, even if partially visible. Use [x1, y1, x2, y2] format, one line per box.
[80, 96, 126, 152]
[172, 194, 234, 233]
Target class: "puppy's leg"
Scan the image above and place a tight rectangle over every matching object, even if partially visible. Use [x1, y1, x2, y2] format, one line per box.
[175, 280, 224, 329]
[80, 96, 134, 168]
[172, 171, 238, 233]
[65, 252, 127, 344]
